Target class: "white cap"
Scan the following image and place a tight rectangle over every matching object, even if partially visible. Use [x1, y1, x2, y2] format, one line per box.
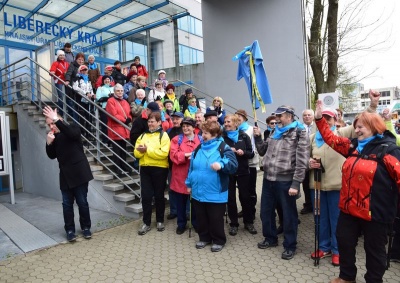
[158, 70, 166, 75]
[56, 50, 65, 58]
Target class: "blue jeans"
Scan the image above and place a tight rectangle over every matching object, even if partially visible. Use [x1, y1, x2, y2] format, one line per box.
[61, 183, 91, 233]
[55, 83, 65, 117]
[311, 190, 340, 254]
[260, 179, 298, 251]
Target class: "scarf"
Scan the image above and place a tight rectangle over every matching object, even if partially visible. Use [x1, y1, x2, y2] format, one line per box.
[88, 62, 97, 70]
[80, 74, 89, 83]
[356, 134, 383, 153]
[135, 98, 142, 105]
[188, 105, 198, 114]
[267, 126, 273, 131]
[161, 110, 166, 122]
[272, 120, 304, 139]
[238, 122, 249, 132]
[201, 137, 222, 158]
[166, 93, 176, 101]
[226, 129, 239, 143]
[315, 126, 336, 148]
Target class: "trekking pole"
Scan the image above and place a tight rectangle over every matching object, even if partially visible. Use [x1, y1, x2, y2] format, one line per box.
[189, 193, 192, 238]
[314, 157, 322, 267]
[387, 221, 394, 269]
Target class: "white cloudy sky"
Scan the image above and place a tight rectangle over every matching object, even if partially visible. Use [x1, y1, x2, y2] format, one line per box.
[345, 0, 400, 89]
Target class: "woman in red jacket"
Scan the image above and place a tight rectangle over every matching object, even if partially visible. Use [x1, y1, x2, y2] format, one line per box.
[50, 50, 69, 116]
[106, 84, 132, 176]
[169, 117, 202, 235]
[315, 100, 400, 283]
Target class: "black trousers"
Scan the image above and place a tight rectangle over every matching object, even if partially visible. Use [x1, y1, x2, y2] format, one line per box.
[302, 171, 312, 209]
[228, 174, 255, 226]
[140, 166, 168, 226]
[390, 209, 400, 259]
[112, 139, 127, 171]
[193, 199, 226, 245]
[248, 167, 258, 207]
[337, 212, 388, 283]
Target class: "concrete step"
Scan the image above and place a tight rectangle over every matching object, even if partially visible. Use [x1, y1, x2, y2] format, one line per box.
[33, 116, 45, 122]
[23, 105, 36, 111]
[103, 183, 124, 192]
[93, 174, 113, 181]
[113, 193, 136, 202]
[18, 100, 31, 105]
[125, 203, 143, 214]
[90, 165, 103, 172]
[87, 156, 95, 162]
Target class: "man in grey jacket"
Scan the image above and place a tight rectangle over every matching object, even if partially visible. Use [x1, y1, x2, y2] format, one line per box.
[254, 105, 309, 260]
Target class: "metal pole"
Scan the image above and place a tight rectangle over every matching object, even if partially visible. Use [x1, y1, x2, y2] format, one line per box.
[6, 116, 15, 204]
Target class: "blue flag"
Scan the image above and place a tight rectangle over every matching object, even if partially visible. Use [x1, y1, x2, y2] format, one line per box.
[233, 40, 273, 111]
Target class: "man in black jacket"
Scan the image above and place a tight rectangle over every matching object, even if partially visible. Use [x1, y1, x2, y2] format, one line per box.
[44, 106, 93, 242]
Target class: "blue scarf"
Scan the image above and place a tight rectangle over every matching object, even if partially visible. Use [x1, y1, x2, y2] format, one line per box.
[88, 62, 97, 70]
[201, 137, 223, 158]
[80, 74, 89, 83]
[226, 129, 239, 143]
[135, 98, 142, 105]
[188, 105, 198, 114]
[161, 110, 166, 122]
[238, 122, 249, 132]
[315, 126, 336, 148]
[272, 121, 304, 139]
[267, 126, 273, 131]
[356, 134, 383, 153]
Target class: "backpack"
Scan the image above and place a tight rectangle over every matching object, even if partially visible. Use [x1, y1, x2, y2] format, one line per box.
[348, 141, 398, 166]
[139, 130, 164, 143]
[177, 133, 203, 146]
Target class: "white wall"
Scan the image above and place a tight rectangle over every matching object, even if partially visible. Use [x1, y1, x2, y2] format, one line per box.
[202, 0, 307, 123]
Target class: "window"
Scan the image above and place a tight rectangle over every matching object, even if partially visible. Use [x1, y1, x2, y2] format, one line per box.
[179, 44, 204, 65]
[360, 93, 369, 99]
[177, 16, 203, 37]
[361, 102, 366, 107]
[125, 40, 147, 63]
[381, 91, 390, 97]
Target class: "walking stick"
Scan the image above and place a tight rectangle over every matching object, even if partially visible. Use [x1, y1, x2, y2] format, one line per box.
[189, 193, 192, 238]
[314, 157, 322, 267]
[387, 221, 394, 269]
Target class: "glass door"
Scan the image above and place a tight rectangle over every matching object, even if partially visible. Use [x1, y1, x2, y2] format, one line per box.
[35, 42, 55, 102]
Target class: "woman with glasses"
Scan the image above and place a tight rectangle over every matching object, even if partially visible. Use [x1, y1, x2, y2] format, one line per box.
[206, 96, 226, 126]
[184, 98, 198, 118]
[264, 115, 277, 141]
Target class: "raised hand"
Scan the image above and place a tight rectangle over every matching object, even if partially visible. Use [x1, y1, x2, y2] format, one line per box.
[315, 100, 323, 119]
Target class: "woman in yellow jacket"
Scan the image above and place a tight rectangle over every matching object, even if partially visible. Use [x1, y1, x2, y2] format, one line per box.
[134, 111, 170, 236]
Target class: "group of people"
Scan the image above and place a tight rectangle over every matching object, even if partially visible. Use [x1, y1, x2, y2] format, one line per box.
[48, 47, 400, 283]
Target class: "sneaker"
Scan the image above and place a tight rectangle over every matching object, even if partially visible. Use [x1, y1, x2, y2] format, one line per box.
[311, 249, 332, 259]
[66, 231, 76, 242]
[138, 223, 151, 235]
[257, 239, 278, 249]
[211, 244, 224, 252]
[282, 249, 295, 260]
[195, 241, 211, 249]
[332, 254, 340, 266]
[237, 210, 243, 218]
[157, 222, 165, 232]
[229, 226, 238, 236]
[276, 225, 283, 235]
[82, 228, 92, 239]
[167, 214, 177, 220]
[244, 224, 258, 235]
[176, 227, 186, 235]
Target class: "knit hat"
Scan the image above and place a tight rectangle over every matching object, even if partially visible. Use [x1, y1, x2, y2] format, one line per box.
[181, 117, 196, 127]
[78, 65, 88, 72]
[185, 88, 193, 95]
[158, 70, 166, 75]
[163, 99, 174, 107]
[166, 84, 175, 91]
[235, 109, 248, 121]
[105, 65, 113, 71]
[56, 50, 65, 58]
[147, 102, 160, 112]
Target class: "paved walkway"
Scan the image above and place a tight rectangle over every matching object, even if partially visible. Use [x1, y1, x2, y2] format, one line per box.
[1, 177, 399, 282]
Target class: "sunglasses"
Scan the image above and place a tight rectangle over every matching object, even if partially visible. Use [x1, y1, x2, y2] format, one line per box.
[269, 122, 277, 125]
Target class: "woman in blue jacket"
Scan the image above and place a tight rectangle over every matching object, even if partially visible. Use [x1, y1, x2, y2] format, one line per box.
[186, 120, 238, 252]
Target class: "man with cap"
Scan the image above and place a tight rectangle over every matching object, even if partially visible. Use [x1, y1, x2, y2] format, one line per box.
[204, 109, 219, 123]
[61, 42, 74, 64]
[254, 105, 309, 260]
[300, 109, 317, 215]
[235, 109, 259, 221]
[179, 88, 200, 114]
[166, 111, 185, 220]
[111, 60, 127, 86]
[50, 50, 69, 116]
[130, 101, 160, 146]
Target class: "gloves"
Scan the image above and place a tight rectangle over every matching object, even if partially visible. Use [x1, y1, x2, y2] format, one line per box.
[141, 98, 147, 106]
[125, 118, 132, 125]
[155, 95, 162, 101]
[215, 106, 222, 115]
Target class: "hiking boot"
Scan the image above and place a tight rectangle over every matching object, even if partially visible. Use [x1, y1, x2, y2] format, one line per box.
[229, 226, 238, 236]
[195, 241, 211, 249]
[167, 214, 177, 220]
[281, 249, 295, 260]
[311, 249, 332, 259]
[82, 228, 92, 239]
[332, 254, 340, 266]
[244, 224, 257, 234]
[138, 223, 151, 235]
[211, 244, 224, 252]
[257, 239, 278, 249]
[157, 222, 165, 232]
[176, 227, 186, 235]
[66, 231, 76, 242]
[300, 206, 313, 214]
